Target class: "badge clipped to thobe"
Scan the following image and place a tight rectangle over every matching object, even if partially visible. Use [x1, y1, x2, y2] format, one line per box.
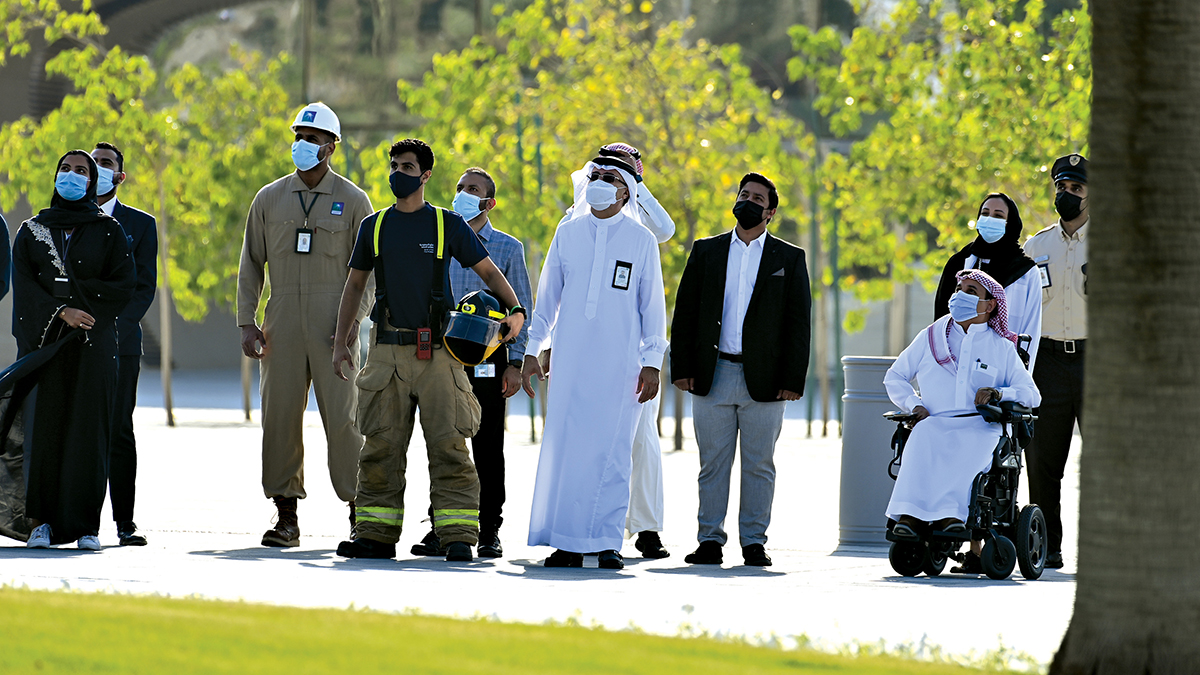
[295, 228, 313, 254]
[53, 276, 70, 299]
[612, 261, 633, 290]
[474, 363, 496, 378]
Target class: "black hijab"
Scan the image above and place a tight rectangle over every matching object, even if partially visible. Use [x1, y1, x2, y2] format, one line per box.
[934, 192, 1036, 320]
[35, 150, 108, 230]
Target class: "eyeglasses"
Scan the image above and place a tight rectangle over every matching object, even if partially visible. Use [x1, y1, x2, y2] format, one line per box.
[589, 173, 626, 188]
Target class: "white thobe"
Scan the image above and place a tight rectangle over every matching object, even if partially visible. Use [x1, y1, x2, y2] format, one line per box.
[963, 256, 1043, 369]
[883, 317, 1041, 523]
[527, 211, 669, 552]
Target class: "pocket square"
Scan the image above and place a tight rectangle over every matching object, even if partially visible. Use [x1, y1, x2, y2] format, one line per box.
[771, 268, 786, 277]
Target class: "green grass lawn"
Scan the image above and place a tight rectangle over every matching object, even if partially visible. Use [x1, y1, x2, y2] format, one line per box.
[0, 587, 1018, 674]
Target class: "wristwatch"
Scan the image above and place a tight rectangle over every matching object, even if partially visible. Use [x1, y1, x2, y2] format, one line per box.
[508, 305, 527, 318]
[508, 359, 523, 371]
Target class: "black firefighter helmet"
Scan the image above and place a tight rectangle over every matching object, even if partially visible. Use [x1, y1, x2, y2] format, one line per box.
[443, 290, 507, 366]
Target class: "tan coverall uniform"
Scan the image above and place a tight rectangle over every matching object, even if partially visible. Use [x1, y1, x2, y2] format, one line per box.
[237, 170, 374, 502]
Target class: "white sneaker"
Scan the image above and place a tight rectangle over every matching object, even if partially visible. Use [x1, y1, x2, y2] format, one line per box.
[26, 523, 52, 548]
[77, 535, 101, 551]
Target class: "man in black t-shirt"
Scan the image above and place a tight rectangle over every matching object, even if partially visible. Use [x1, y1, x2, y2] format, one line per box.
[331, 139, 525, 562]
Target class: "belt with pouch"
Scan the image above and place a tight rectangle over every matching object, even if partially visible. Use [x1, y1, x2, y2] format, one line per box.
[376, 329, 441, 347]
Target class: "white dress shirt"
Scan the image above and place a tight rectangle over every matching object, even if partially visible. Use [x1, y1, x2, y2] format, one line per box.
[99, 196, 116, 216]
[718, 229, 765, 354]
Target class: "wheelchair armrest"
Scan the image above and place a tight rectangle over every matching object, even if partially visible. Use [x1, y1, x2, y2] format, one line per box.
[977, 401, 1035, 423]
[1000, 400, 1035, 421]
[883, 410, 920, 423]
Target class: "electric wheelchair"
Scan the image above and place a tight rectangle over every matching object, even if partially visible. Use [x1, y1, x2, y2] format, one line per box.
[881, 336, 1048, 581]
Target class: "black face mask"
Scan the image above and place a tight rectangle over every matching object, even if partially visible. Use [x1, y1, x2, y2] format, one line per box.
[1055, 191, 1085, 221]
[390, 170, 423, 199]
[733, 199, 765, 228]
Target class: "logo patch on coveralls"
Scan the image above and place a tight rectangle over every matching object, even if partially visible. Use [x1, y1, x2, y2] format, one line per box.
[331, 202, 344, 216]
[301, 110, 317, 123]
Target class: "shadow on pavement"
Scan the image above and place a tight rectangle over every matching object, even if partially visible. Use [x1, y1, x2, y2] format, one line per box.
[877, 572, 1074, 586]
[0, 546, 103, 557]
[496, 559, 637, 580]
[645, 565, 785, 578]
[190, 547, 336, 562]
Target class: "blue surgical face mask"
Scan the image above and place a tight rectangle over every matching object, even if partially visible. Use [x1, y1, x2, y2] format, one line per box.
[291, 140, 326, 172]
[96, 166, 117, 196]
[55, 170, 89, 202]
[975, 215, 1007, 244]
[452, 191, 486, 222]
[948, 290, 984, 322]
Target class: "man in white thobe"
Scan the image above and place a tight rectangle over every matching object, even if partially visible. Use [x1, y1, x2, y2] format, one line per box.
[559, 142, 676, 558]
[884, 269, 1041, 539]
[522, 156, 668, 570]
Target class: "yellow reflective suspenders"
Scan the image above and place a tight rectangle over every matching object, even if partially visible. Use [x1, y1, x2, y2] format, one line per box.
[371, 206, 448, 334]
[373, 206, 444, 259]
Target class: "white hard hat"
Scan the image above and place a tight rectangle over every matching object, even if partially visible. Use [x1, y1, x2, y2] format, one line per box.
[291, 102, 341, 142]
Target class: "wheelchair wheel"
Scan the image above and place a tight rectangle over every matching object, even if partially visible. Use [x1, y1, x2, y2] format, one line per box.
[1016, 505, 1047, 580]
[922, 546, 948, 577]
[888, 541, 925, 577]
[981, 536, 1017, 580]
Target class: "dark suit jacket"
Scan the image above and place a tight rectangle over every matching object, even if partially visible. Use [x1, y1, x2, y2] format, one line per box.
[111, 200, 158, 356]
[670, 231, 812, 402]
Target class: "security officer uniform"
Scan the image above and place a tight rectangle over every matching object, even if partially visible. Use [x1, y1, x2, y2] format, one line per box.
[237, 162, 374, 507]
[1022, 153, 1088, 564]
[346, 202, 489, 548]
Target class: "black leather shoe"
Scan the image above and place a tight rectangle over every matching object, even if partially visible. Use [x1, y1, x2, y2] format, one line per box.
[951, 551, 982, 574]
[116, 521, 147, 547]
[684, 540, 723, 565]
[477, 530, 503, 558]
[598, 550, 624, 569]
[1044, 552, 1064, 569]
[634, 531, 669, 559]
[337, 537, 396, 559]
[544, 549, 584, 568]
[742, 544, 772, 566]
[445, 541, 473, 562]
[410, 529, 445, 556]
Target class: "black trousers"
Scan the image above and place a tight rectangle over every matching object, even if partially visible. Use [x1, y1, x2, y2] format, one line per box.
[1026, 340, 1084, 555]
[426, 352, 508, 532]
[108, 355, 141, 524]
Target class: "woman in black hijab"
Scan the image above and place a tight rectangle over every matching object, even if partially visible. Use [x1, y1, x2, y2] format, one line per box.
[8, 150, 136, 549]
[933, 192, 1043, 369]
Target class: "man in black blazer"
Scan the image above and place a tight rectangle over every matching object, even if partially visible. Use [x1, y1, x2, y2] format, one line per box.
[94, 142, 158, 546]
[670, 172, 811, 567]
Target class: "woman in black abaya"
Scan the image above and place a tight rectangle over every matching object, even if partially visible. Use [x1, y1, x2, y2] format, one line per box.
[12, 150, 135, 549]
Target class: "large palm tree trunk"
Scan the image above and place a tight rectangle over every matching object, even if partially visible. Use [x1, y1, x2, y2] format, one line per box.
[1052, 2, 1200, 672]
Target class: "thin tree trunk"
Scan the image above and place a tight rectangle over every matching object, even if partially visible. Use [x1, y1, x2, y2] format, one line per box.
[887, 223, 910, 355]
[242, 355, 252, 422]
[1051, 2, 1200, 672]
[157, 166, 174, 428]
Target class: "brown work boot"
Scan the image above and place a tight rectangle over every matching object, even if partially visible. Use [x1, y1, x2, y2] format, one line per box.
[262, 496, 300, 547]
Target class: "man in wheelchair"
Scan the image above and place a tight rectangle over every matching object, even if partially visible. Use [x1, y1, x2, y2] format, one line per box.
[882, 269, 1042, 577]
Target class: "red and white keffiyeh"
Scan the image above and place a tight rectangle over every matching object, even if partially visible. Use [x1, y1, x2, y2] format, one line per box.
[955, 268, 1019, 346]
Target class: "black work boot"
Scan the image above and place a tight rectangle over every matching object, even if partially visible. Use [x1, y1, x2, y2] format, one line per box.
[634, 531, 669, 559]
[684, 540, 723, 565]
[262, 496, 300, 547]
[337, 537, 396, 559]
[410, 528, 445, 556]
[445, 541, 473, 562]
[477, 528, 503, 558]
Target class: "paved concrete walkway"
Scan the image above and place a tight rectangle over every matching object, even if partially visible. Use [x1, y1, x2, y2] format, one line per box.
[0, 406, 1080, 666]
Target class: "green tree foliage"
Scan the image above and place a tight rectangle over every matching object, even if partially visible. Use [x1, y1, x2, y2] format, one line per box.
[0, 0, 106, 64]
[789, 0, 1091, 303]
[390, 0, 817, 305]
[0, 41, 293, 321]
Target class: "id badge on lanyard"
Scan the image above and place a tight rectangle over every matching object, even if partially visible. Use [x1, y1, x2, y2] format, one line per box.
[296, 192, 319, 254]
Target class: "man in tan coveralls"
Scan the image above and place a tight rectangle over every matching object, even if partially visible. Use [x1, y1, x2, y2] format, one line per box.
[237, 102, 374, 547]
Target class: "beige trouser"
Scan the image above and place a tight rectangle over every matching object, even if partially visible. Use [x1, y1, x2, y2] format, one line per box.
[353, 329, 482, 545]
[260, 290, 362, 503]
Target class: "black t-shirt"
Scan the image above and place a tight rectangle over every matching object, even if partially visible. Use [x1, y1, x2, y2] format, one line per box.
[349, 203, 488, 329]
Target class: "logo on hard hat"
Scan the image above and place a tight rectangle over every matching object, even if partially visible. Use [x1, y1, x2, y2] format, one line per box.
[302, 110, 317, 123]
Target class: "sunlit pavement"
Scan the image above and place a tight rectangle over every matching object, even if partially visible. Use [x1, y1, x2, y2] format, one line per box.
[0, 403, 1079, 665]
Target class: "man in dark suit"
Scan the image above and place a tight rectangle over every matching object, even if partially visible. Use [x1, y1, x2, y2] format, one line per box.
[670, 172, 811, 567]
[93, 142, 158, 546]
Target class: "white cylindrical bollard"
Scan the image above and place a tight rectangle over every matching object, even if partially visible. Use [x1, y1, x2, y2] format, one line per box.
[839, 356, 898, 546]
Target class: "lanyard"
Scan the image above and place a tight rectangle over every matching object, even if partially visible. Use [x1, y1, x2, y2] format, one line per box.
[297, 192, 320, 227]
